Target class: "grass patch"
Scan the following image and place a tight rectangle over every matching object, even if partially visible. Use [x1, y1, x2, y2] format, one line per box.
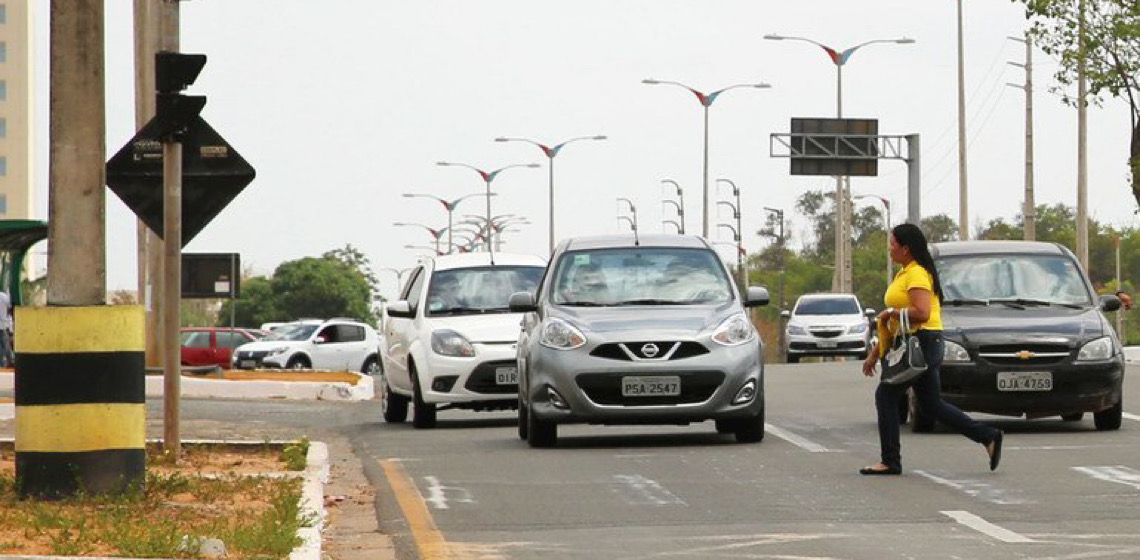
[280, 437, 310, 471]
[0, 444, 313, 559]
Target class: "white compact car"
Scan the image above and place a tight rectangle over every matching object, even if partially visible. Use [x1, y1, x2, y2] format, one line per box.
[781, 294, 875, 363]
[380, 252, 546, 428]
[232, 318, 381, 373]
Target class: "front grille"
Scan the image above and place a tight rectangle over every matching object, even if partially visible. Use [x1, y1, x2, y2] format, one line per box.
[463, 360, 518, 394]
[978, 343, 1071, 366]
[575, 371, 725, 406]
[789, 341, 863, 351]
[237, 350, 270, 359]
[589, 341, 710, 361]
[808, 329, 844, 339]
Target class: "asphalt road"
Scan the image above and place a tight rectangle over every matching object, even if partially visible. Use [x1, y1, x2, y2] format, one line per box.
[11, 362, 1138, 559]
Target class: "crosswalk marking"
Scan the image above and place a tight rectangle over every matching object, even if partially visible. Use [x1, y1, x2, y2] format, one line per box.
[765, 423, 833, 453]
[941, 510, 1036, 543]
[611, 474, 686, 506]
[1074, 466, 1140, 490]
[1122, 412, 1140, 422]
[915, 470, 1033, 505]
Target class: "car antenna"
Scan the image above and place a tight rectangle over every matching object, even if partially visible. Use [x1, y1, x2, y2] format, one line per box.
[633, 225, 640, 246]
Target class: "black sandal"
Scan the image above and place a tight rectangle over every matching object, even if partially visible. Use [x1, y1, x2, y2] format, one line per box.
[859, 465, 901, 476]
[988, 431, 1004, 471]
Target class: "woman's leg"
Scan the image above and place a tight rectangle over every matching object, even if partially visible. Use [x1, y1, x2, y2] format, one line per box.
[875, 381, 907, 470]
[911, 332, 999, 445]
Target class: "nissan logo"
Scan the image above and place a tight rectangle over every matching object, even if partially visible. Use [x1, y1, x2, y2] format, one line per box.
[641, 343, 660, 358]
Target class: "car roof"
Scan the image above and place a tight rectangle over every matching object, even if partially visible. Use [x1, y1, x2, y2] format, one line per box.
[429, 252, 547, 271]
[797, 293, 857, 300]
[561, 234, 711, 251]
[932, 240, 1068, 257]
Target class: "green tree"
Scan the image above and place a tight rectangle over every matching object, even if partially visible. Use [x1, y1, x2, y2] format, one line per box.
[273, 257, 377, 326]
[1013, 0, 1140, 206]
[219, 276, 281, 328]
[919, 214, 959, 242]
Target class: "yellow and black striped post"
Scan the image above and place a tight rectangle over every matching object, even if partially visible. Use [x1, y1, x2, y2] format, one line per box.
[15, 306, 146, 498]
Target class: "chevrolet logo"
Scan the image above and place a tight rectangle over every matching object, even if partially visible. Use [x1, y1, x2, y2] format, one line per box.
[1017, 350, 1036, 360]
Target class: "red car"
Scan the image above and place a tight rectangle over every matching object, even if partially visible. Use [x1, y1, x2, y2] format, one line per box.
[181, 327, 268, 368]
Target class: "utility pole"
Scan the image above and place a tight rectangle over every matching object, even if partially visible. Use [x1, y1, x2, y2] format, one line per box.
[135, 0, 164, 368]
[956, 0, 970, 240]
[1008, 33, 1036, 240]
[158, 1, 183, 458]
[1076, 0, 1090, 270]
[763, 207, 786, 362]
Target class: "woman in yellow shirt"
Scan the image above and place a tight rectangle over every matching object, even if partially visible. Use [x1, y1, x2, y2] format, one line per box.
[859, 224, 1004, 475]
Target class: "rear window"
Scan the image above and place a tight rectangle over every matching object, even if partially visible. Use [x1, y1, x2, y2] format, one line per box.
[795, 298, 859, 316]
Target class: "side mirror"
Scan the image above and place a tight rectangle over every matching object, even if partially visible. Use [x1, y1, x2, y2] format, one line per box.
[780, 309, 791, 320]
[865, 308, 877, 318]
[509, 291, 538, 313]
[1099, 294, 1122, 313]
[744, 286, 770, 308]
[387, 301, 414, 319]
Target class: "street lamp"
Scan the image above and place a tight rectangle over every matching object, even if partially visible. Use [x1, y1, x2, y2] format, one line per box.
[461, 214, 530, 251]
[643, 79, 771, 238]
[764, 33, 913, 294]
[403, 244, 441, 257]
[854, 194, 892, 287]
[661, 179, 685, 234]
[402, 192, 495, 253]
[495, 135, 607, 253]
[616, 198, 638, 233]
[393, 222, 448, 254]
[437, 161, 540, 254]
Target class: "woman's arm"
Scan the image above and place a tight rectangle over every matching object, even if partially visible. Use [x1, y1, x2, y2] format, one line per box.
[878, 288, 933, 324]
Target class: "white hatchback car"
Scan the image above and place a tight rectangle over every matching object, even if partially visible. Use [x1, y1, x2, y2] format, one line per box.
[232, 318, 382, 373]
[380, 252, 546, 428]
[781, 294, 875, 363]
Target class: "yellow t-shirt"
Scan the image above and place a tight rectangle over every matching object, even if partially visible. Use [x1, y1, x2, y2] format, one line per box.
[877, 261, 942, 355]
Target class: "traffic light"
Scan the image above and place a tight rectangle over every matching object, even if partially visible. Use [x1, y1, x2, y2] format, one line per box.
[154, 51, 207, 139]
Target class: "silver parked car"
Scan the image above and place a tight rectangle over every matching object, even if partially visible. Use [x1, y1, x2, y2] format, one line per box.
[510, 234, 770, 448]
[781, 293, 875, 363]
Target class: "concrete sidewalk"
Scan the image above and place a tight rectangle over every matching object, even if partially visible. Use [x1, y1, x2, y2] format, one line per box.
[0, 370, 376, 401]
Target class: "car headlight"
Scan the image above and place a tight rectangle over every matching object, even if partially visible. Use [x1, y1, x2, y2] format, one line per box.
[943, 340, 971, 363]
[431, 329, 475, 357]
[787, 325, 806, 336]
[266, 346, 290, 356]
[712, 314, 756, 347]
[540, 318, 587, 350]
[1077, 336, 1115, 362]
[847, 323, 868, 334]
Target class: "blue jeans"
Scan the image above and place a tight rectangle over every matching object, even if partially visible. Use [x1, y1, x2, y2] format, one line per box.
[874, 330, 999, 470]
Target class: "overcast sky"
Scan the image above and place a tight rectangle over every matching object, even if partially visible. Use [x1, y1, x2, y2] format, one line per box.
[30, 1, 1139, 298]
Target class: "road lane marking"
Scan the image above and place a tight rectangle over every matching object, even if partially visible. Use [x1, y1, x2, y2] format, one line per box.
[423, 476, 475, 510]
[611, 474, 686, 506]
[765, 423, 833, 453]
[1074, 466, 1140, 490]
[1122, 412, 1140, 422]
[914, 470, 1034, 505]
[941, 510, 1036, 543]
[380, 459, 463, 560]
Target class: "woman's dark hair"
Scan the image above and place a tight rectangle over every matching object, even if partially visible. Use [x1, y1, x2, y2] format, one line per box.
[892, 223, 944, 301]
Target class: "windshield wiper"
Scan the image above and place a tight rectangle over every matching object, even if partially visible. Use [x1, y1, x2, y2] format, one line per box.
[614, 299, 689, 306]
[432, 307, 487, 315]
[990, 298, 1083, 310]
[943, 298, 989, 306]
[558, 301, 608, 307]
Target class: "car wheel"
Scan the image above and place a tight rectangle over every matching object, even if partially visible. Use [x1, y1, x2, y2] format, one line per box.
[733, 402, 766, 443]
[1094, 399, 1123, 431]
[517, 398, 529, 441]
[714, 420, 735, 435]
[787, 355, 800, 364]
[286, 355, 310, 371]
[411, 364, 437, 429]
[1061, 412, 1084, 422]
[909, 390, 935, 433]
[526, 402, 557, 448]
[380, 370, 408, 423]
[362, 357, 381, 376]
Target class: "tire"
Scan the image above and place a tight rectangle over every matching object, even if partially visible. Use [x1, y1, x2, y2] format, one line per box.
[1061, 413, 1084, 422]
[1094, 399, 1123, 431]
[380, 370, 408, 423]
[733, 402, 766, 443]
[787, 355, 800, 364]
[517, 398, 529, 441]
[286, 355, 310, 371]
[909, 390, 935, 433]
[714, 420, 735, 435]
[411, 364, 437, 429]
[362, 357, 381, 376]
[526, 402, 557, 448]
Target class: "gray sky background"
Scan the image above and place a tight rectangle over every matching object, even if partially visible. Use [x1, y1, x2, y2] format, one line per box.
[31, 1, 1139, 299]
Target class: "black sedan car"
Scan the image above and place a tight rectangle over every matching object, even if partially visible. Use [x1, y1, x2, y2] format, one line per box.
[908, 241, 1124, 432]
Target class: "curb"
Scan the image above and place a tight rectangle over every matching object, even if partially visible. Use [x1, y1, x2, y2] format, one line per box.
[0, 372, 375, 402]
[1125, 346, 1140, 364]
[0, 439, 331, 560]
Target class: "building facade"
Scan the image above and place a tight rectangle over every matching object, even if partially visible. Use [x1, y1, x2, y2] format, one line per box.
[0, 0, 33, 220]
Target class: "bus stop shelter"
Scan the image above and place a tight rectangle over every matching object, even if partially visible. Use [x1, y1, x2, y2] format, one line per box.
[0, 219, 48, 305]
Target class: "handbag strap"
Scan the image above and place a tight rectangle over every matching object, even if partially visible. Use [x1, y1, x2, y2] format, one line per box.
[898, 308, 911, 338]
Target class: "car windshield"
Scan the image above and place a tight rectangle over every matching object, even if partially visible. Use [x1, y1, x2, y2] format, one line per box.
[796, 298, 859, 315]
[265, 324, 319, 341]
[426, 266, 545, 316]
[938, 254, 1093, 306]
[550, 247, 733, 306]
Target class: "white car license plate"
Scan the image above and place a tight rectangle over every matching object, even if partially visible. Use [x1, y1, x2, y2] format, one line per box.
[622, 376, 681, 397]
[240, 360, 256, 369]
[997, 371, 1053, 392]
[817, 341, 838, 348]
[495, 366, 519, 385]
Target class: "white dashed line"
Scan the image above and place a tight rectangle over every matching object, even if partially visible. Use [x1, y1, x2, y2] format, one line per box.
[611, 474, 686, 506]
[422, 476, 475, 510]
[941, 510, 1036, 543]
[914, 470, 1033, 505]
[1122, 412, 1140, 422]
[1074, 466, 1140, 490]
[764, 423, 832, 453]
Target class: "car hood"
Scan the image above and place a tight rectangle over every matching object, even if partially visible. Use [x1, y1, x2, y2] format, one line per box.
[426, 314, 524, 344]
[550, 302, 736, 338]
[788, 314, 866, 328]
[236, 339, 306, 352]
[942, 306, 1106, 346]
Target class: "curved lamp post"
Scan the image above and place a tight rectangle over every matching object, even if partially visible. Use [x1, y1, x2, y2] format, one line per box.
[437, 161, 539, 254]
[616, 198, 638, 233]
[661, 179, 685, 234]
[393, 222, 448, 255]
[403, 244, 441, 257]
[495, 135, 606, 253]
[642, 79, 771, 238]
[402, 192, 494, 253]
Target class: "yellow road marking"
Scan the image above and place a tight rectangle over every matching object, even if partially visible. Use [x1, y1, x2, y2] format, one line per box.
[380, 459, 461, 559]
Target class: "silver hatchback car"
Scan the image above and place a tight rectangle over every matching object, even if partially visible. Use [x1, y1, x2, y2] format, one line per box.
[509, 234, 770, 447]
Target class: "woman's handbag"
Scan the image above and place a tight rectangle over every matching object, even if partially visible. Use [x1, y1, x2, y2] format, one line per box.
[880, 309, 927, 385]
